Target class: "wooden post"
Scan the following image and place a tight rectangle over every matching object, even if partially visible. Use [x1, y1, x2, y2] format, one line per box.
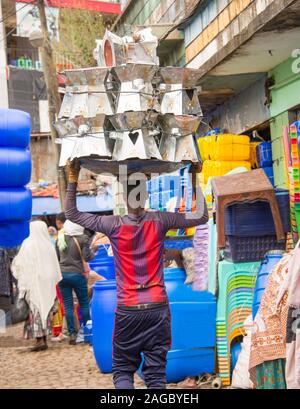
[0, 0, 9, 109]
[37, 0, 67, 209]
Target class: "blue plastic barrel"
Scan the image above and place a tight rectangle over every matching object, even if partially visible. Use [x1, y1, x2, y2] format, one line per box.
[89, 257, 115, 280]
[92, 279, 117, 373]
[0, 220, 30, 248]
[0, 188, 32, 222]
[231, 341, 242, 371]
[0, 148, 31, 187]
[93, 245, 110, 260]
[252, 251, 284, 319]
[0, 109, 31, 148]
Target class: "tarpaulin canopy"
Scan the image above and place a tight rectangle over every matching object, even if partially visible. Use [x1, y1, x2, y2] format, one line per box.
[32, 193, 113, 216]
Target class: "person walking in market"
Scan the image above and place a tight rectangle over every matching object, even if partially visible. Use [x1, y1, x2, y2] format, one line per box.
[65, 160, 208, 389]
[11, 220, 62, 351]
[56, 219, 95, 345]
[0, 248, 18, 326]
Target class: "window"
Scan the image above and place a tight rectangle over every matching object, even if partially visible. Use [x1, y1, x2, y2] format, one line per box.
[217, 0, 229, 13]
[202, 5, 209, 29]
[208, 1, 217, 22]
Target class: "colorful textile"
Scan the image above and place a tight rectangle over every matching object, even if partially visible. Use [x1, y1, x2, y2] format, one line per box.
[284, 241, 300, 388]
[66, 183, 208, 307]
[249, 253, 291, 386]
[24, 306, 53, 339]
[192, 223, 209, 291]
[255, 359, 286, 389]
[0, 249, 11, 296]
[11, 221, 62, 329]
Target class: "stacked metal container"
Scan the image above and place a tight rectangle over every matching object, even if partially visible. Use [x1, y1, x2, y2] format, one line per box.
[55, 28, 203, 175]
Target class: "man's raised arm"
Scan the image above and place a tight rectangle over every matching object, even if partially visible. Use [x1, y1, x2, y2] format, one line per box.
[65, 160, 117, 237]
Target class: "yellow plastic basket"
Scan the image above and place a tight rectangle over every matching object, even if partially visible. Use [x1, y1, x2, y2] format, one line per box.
[202, 160, 251, 183]
[198, 134, 250, 161]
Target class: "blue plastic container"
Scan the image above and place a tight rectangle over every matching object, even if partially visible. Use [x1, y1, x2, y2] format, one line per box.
[0, 109, 31, 148]
[147, 170, 193, 211]
[149, 190, 175, 210]
[224, 235, 285, 263]
[89, 257, 115, 280]
[262, 166, 274, 186]
[231, 342, 242, 371]
[225, 188, 290, 236]
[84, 320, 93, 345]
[0, 148, 31, 187]
[0, 220, 30, 248]
[147, 175, 180, 194]
[164, 239, 193, 250]
[94, 245, 110, 260]
[0, 188, 32, 222]
[252, 251, 284, 319]
[92, 268, 216, 382]
[256, 141, 272, 167]
[92, 279, 117, 373]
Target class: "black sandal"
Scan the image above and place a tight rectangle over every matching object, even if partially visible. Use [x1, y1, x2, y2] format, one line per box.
[30, 343, 48, 352]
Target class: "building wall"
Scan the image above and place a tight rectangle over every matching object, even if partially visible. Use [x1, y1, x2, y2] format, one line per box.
[30, 137, 57, 183]
[185, 0, 279, 68]
[270, 112, 289, 188]
[30, 138, 99, 183]
[269, 57, 300, 118]
[269, 57, 300, 188]
[201, 75, 269, 135]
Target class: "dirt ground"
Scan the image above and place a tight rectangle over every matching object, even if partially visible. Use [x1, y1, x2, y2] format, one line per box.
[0, 323, 212, 389]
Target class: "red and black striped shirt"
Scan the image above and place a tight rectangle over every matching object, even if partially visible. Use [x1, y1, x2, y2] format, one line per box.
[65, 183, 208, 306]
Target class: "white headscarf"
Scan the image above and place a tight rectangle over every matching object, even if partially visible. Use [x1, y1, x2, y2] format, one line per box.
[12, 221, 62, 329]
[64, 220, 84, 236]
[57, 220, 84, 252]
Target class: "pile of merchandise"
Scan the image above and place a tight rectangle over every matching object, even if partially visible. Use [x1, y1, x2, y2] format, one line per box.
[55, 28, 203, 175]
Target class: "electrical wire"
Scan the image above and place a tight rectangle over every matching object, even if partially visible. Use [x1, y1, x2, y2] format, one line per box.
[0, 2, 30, 25]
[0, 4, 37, 45]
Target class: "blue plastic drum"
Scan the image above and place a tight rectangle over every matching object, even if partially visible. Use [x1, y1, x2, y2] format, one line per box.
[0, 220, 30, 248]
[0, 109, 31, 148]
[92, 279, 117, 373]
[0, 148, 31, 187]
[89, 257, 115, 280]
[0, 188, 32, 222]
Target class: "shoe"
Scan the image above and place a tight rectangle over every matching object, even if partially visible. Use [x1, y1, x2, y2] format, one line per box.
[30, 343, 48, 352]
[51, 333, 68, 342]
[76, 326, 84, 344]
[69, 333, 77, 345]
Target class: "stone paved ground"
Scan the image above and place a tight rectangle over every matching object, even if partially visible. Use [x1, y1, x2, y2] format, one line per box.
[0, 324, 212, 389]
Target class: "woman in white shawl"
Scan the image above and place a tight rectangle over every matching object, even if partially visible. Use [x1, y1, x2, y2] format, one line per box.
[12, 220, 62, 351]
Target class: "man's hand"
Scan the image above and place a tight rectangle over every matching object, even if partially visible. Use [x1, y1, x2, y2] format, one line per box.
[66, 159, 80, 183]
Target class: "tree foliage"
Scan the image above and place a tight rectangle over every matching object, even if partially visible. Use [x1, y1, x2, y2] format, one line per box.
[52, 8, 114, 68]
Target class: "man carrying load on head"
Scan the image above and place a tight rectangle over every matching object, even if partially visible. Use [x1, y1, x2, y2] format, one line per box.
[65, 160, 208, 389]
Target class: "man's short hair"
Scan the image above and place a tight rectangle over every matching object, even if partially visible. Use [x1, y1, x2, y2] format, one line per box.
[56, 212, 66, 223]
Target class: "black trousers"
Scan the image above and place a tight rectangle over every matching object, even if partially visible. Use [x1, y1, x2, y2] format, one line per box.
[112, 304, 171, 389]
